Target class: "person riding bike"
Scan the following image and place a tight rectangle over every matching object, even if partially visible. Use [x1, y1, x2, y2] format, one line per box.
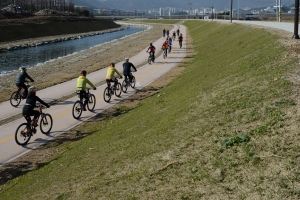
[161, 41, 168, 57]
[168, 37, 173, 53]
[176, 28, 180, 36]
[146, 43, 156, 62]
[178, 33, 183, 47]
[15, 67, 34, 99]
[166, 30, 170, 37]
[76, 70, 96, 111]
[123, 58, 137, 83]
[106, 62, 122, 89]
[163, 29, 166, 37]
[172, 31, 176, 40]
[22, 86, 50, 133]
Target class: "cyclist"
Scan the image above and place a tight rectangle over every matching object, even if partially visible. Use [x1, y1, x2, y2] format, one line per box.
[15, 67, 34, 99]
[172, 31, 176, 40]
[146, 43, 156, 62]
[178, 33, 183, 48]
[176, 28, 180, 36]
[161, 40, 168, 58]
[166, 30, 170, 37]
[76, 70, 96, 111]
[22, 86, 50, 132]
[106, 62, 122, 89]
[163, 29, 166, 37]
[123, 58, 137, 83]
[168, 37, 173, 53]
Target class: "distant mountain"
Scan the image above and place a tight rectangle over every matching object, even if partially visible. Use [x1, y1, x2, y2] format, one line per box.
[72, 0, 295, 11]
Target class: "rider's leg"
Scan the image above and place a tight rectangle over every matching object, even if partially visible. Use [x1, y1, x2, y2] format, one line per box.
[32, 110, 40, 126]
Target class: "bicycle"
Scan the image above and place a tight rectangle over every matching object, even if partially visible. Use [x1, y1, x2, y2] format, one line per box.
[72, 88, 96, 119]
[162, 48, 167, 59]
[121, 73, 136, 93]
[10, 80, 31, 107]
[148, 51, 155, 64]
[103, 78, 122, 102]
[15, 105, 53, 146]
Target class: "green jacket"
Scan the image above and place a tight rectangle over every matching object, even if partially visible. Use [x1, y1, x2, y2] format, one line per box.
[76, 75, 95, 91]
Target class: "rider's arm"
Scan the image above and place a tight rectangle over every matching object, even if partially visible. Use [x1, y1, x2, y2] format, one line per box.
[26, 73, 34, 82]
[86, 78, 96, 89]
[115, 68, 122, 77]
[131, 63, 137, 71]
[36, 96, 50, 108]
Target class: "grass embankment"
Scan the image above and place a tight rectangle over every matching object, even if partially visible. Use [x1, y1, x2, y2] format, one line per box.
[1, 20, 299, 199]
[0, 17, 120, 43]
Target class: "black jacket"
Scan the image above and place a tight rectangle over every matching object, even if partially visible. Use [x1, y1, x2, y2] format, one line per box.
[123, 61, 136, 75]
[16, 72, 34, 84]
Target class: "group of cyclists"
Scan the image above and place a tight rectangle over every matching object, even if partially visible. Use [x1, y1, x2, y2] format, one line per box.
[15, 27, 183, 134]
[161, 27, 184, 58]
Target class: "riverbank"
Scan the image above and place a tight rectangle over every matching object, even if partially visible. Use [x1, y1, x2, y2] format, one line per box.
[0, 21, 173, 103]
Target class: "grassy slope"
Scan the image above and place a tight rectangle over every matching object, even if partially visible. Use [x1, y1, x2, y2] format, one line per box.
[0, 18, 120, 43]
[1, 20, 299, 199]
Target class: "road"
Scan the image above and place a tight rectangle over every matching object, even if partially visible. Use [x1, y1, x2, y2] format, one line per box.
[0, 24, 186, 165]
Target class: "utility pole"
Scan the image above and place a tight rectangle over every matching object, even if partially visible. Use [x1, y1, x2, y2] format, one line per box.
[230, 0, 233, 23]
[212, 6, 214, 21]
[189, 3, 192, 19]
[293, 0, 300, 39]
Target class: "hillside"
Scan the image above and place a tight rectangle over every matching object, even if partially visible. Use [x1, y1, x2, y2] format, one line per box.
[1, 20, 300, 199]
[0, 16, 120, 43]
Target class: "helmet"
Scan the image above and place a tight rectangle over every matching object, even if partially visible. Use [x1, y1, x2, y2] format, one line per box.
[81, 70, 87, 76]
[125, 58, 129, 61]
[19, 67, 26, 71]
[28, 86, 37, 93]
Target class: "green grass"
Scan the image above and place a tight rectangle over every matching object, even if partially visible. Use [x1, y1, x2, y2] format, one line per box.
[1, 20, 299, 199]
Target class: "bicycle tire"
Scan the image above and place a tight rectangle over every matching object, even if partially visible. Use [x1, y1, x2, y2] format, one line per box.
[163, 50, 166, 59]
[148, 56, 151, 64]
[10, 91, 21, 107]
[72, 101, 83, 119]
[87, 94, 96, 111]
[103, 87, 112, 102]
[40, 113, 53, 134]
[131, 76, 136, 88]
[115, 83, 122, 97]
[15, 123, 31, 145]
[122, 80, 128, 93]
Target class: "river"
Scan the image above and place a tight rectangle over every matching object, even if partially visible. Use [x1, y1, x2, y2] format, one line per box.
[0, 24, 148, 75]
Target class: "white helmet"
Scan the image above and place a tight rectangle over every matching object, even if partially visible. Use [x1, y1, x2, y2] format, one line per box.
[28, 86, 37, 93]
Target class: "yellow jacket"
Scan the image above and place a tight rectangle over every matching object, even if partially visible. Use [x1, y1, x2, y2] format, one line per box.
[106, 66, 121, 79]
[76, 75, 95, 90]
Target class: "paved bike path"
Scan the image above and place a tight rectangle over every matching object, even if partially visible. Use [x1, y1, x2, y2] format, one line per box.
[0, 24, 186, 165]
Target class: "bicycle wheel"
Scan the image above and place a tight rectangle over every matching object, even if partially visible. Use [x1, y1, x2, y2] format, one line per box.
[131, 76, 136, 88]
[10, 91, 21, 107]
[40, 113, 53, 134]
[72, 101, 83, 119]
[15, 123, 31, 145]
[148, 56, 151, 64]
[163, 50, 166, 59]
[103, 87, 112, 102]
[115, 83, 122, 97]
[87, 94, 96, 111]
[122, 80, 128, 93]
